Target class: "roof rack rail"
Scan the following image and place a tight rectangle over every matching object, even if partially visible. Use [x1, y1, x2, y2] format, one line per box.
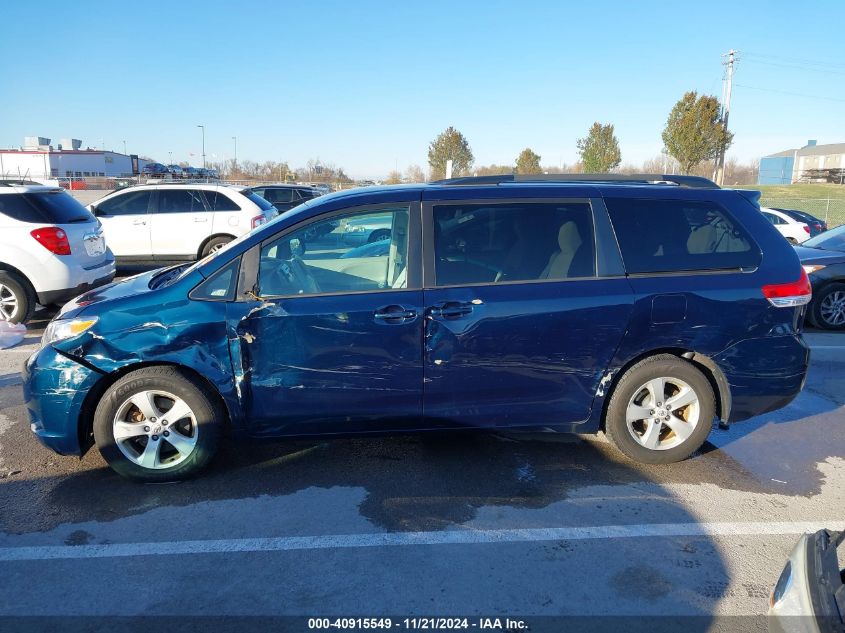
[433, 173, 720, 189]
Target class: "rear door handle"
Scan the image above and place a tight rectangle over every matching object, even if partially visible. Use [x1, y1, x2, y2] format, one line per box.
[194, 217, 208, 222]
[132, 219, 146, 225]
[374, 305, 417, 324]
[428, 301, 473, 319]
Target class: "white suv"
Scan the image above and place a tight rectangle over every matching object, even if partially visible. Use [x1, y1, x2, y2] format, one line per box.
[89, 183, 279, 263]
[0, 182, 115, 323]
[761, 207, 811, 244]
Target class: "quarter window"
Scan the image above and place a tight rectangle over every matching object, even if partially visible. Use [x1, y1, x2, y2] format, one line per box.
[605, 198, 759, 274]
[204, 190, 241, 211]
[432, 202, 595, 286]
[258, 206, 410, 297]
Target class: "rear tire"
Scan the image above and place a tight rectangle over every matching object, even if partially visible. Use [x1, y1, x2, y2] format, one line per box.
[605, 354, 715, 464]
[812, 282, 845, 330]
[93, 366, 223, 482]
[200, 236, 233, 259]
[786, 237, 798, 245]
[0, 270, 35, 324]
[368, 229, 391, 244]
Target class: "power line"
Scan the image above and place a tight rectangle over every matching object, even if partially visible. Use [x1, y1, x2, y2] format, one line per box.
[742, 58, 845, 77]
[734, 83, 845, 103]
[742, 51, 845, 70]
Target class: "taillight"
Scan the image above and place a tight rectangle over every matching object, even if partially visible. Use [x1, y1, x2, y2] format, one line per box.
[803, 225, 810, 234]
[762, 269, 812, 307]
[251, 215, 266, 229]
[30, 227, 71, 255]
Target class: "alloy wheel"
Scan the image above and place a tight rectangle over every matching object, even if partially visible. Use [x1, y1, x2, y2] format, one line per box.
[112, 390, 198, 469]
[0, 283, 18, 321]
[625, 376, 700, 451]
[820, 291, 845, 327]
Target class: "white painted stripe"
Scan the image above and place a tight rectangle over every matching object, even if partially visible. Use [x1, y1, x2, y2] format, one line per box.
[1, 521, 843, 562]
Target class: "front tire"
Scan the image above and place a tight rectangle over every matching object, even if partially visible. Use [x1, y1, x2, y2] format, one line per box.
[605, 355, 715, 464]
[0, 271, 35, 324]
[93, 367, 223, 481]
[812, 282, 845, 330]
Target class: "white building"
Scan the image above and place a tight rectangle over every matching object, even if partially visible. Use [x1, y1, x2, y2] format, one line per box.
[0, 136, 149, 180]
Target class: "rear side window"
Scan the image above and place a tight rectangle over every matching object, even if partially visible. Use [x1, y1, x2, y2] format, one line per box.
[264, 188, 296, 204]
[606, 198, 759, 274]
[158, 189, 205, 213]
[433, 202, 595, 286]
[0, 191, 94, 224]
[98, 190, 152, 216]
[204, 190, 241, 211]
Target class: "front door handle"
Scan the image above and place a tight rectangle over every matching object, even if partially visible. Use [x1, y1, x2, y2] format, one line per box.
[374, 305, 417, 324]
[428, 301, 473, 319]
[194, 217, 208, 222]
[132, 219, 146, 225]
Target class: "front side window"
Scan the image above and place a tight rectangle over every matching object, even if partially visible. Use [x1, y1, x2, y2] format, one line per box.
[433, 202, 595, 286]
[158, 189, 205, 213]
[606, 198, 759, 274]
[97, 190, 152, 216]
[258, 206, 410, 297]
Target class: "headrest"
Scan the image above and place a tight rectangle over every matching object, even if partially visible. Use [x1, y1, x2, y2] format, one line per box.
[558, 221, 582, 251]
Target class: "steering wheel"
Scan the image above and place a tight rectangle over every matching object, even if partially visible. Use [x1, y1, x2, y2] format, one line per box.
[287, 255, 321, 294]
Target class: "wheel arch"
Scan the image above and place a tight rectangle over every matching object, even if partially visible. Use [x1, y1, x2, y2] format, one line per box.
[0, 261, 37, 295]
[77, 361, 232, 456]
[598, 347, 731, 430]
[197, 233, 236, 259]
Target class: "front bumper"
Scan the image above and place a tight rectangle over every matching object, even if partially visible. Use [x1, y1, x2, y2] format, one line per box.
[22, 345, 103, 456]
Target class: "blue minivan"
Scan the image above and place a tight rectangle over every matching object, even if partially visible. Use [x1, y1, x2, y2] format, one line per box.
[23, 175, 812, 481]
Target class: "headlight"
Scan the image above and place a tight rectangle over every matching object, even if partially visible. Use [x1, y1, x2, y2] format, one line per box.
[769, 560, 792, 608]
[42, 318, 98, 346]
[802, 264, 826, 275]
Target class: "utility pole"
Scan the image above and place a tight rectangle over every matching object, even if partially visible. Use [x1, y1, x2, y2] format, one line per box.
[197, 125, 206, 169]
[232, 136, 237, 167]
[715, 49, 736, 186]
[122, 140, 127, 155]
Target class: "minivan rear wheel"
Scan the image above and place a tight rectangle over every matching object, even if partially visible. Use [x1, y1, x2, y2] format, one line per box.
[93, 367, 222, 482]
[605, 355, 715, 464]
[0, 271, 35, 324]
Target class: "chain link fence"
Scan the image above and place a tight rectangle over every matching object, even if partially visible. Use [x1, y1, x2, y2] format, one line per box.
[758, 197, 845, 228]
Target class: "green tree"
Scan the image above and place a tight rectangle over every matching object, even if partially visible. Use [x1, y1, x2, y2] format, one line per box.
[662, 91, 733, 174]
[515, 148, 542, 174]
[427, 126, 474, 180]
[576, 122, 622, 172]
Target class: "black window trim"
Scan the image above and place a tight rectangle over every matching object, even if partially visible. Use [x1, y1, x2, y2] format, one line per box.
[236, 201, 423, 302]
[421, 197, 605, 290]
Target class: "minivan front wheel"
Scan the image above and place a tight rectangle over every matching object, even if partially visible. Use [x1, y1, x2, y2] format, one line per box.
[605, 355, 715, 464]
[93, 367, 222, 481]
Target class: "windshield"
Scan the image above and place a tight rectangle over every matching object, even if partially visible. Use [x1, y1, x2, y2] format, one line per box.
[803, 225, 845, 252]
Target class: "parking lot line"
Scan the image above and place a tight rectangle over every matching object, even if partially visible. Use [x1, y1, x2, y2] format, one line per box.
[1, 520, 843, 563]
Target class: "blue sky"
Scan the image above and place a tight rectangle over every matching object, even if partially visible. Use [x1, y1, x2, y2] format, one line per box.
[2, 0, 844, 178]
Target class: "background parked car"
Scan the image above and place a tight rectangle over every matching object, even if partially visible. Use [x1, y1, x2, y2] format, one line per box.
[182, 166, 200, 179]
[0, 182, 115, 323]
[250, 184, 321, 213]
[166, 165, 184, 178]
[141, 162, 169, 178]
[761, 207, 811, 244]
[88, 182, 278, 262]
[340, 212, 393, 245]
[770, 207, 828, 237]
[794, 224, 845, 330]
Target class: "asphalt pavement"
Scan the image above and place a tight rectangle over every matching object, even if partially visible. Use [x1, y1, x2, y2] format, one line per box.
[0, 300, 843, 632]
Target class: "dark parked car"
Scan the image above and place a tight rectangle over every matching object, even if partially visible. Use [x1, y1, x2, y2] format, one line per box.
[24, 174, 812, 481]
[141, 162, 168, 177]
[250, 184, 321, 213]
[773, 207, 828, 237]
[182, 166, 200, 179]
[794, 224, 845, 329]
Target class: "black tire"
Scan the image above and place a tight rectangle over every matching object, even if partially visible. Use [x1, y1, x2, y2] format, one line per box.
[811, 282, 845, 331]
[93, 366, 223, 482]
[786, 237, 798, 245]
[368, 229, 391, 244]
[199, 235, 233, 259]
[604, 354, 715, 464]
[0, 270, 35, 324]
